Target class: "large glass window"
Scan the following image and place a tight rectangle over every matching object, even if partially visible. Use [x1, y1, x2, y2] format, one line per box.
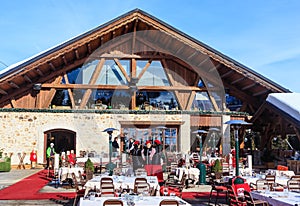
[122, 127, 178, 152]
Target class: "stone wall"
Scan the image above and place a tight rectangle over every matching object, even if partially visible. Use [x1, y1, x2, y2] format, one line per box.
[0, 111, 189, 165]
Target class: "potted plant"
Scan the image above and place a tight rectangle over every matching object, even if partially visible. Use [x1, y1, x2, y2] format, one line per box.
[211, 159, 222, 179]
[84, 158, 94, 180]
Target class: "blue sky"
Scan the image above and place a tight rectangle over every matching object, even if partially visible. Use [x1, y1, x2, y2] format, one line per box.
[0, 0, 300, 92]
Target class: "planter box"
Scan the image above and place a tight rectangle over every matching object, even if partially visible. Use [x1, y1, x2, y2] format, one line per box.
[0, 157, 11, 172]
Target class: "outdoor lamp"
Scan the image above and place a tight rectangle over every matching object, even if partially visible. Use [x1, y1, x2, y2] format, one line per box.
[192, 129, 208, 184]
[102, 127, 118, 175]
[225, 120, 251, 177]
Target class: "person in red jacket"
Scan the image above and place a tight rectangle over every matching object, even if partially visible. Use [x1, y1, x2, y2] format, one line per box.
[68, 150, 76, 167]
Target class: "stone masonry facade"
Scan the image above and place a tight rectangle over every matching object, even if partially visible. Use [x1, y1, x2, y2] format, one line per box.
[0, 111, 190, 166]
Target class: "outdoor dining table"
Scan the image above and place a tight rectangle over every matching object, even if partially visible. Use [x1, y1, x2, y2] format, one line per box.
[84, 175, 160, 196]
[221, 175, 290, 187]
[78, 196, 191, 206]
[251, 190, 300, 206]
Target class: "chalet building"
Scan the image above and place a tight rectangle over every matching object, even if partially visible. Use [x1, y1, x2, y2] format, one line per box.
[0, 9, 297, 166]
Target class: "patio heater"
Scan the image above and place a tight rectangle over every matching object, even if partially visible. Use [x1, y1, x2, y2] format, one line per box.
[102, 127, 118, 175]
[225, 120, 251, 177]
[192, 129, 208, 185]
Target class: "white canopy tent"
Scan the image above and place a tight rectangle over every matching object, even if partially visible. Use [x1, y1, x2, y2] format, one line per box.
[266, 93, 300, 122]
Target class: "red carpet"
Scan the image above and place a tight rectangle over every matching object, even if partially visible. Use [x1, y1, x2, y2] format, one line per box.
[0, 169, 75, 200]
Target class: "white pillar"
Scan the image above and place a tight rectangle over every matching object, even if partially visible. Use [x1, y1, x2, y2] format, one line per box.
[247, 154, 252, 175]
[222, 115, 231, 156]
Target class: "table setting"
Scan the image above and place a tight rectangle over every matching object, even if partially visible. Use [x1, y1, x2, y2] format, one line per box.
[251, 190, 300, 206]
[84, 175, 160, 196]
[78, 196, 191, 206]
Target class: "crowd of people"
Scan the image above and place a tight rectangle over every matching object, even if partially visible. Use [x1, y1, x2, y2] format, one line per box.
[114, 138, 165, 183]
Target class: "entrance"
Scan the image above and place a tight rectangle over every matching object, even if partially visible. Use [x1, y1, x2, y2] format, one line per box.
[44, 129, 76, 162]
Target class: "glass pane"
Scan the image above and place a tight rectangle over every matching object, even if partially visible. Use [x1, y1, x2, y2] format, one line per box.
[51, 90, 71, 107]
[80, 60, 99, 84]
[67, 67, 82, 84]
[191, 91, 214, 111]
[97, 60, 128, 85]
[226, 93, 243, 111]
[136, 91, 179, 110]
[137, 60, 170, 86]
[89, 89, 131, 109]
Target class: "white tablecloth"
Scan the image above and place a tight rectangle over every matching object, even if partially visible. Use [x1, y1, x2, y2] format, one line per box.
[242, 176, 290, 186]
[78, 196, 191, 206]
[266, 169, 295, 178]
[84, 175, 160, 196]
[59, 167, 84, 182]
[251, 191, 300, 206]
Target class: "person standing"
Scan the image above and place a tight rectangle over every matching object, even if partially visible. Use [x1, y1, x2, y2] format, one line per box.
[131, 141, 144, 173]
[46, 143, 56, 169]
[112, 136, 120, 157]
[68, 150, 76, 167]
[142, 140, 156, 176]
[152, 140, 164, 183]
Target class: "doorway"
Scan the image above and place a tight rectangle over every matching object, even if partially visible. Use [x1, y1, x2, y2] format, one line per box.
[44, 129, 76, 162]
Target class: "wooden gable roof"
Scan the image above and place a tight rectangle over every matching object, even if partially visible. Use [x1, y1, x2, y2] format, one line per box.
[0, 9, 290, 112]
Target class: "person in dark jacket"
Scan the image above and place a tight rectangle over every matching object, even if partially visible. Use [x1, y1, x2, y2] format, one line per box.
[142, 140, 156, 176]
[131, 140, 144, 173]
[152, 140, 164, 183]
[112, 137, 119, 157]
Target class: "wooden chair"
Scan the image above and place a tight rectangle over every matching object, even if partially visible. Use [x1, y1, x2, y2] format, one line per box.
[163, 174, 187, 198]
[290, 175, 300, 181]
[208, 180, 228, 206]
[134, 182, 151, 194]
[100, 182, 115, 197]
[250, 179, 269, 191]
[71, 172, 85, 206]
[101, 177, 113, 184]
[103, 199, 124, 206]
[134, 177, 148, 184]
[265, 175, 275, 190]
[244, 190, 269, 206]
[135, 168, 147, 176]
[227, 185, 246, 206]
[134, 177, 149, 194]
[287, 179, 300, 191]
[170, 162, 178, 173]
[159, 199, 179, 206]
[100, 178, 115, 197]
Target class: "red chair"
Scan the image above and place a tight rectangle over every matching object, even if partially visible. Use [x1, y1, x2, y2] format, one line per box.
[230, 176, 251, 197]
